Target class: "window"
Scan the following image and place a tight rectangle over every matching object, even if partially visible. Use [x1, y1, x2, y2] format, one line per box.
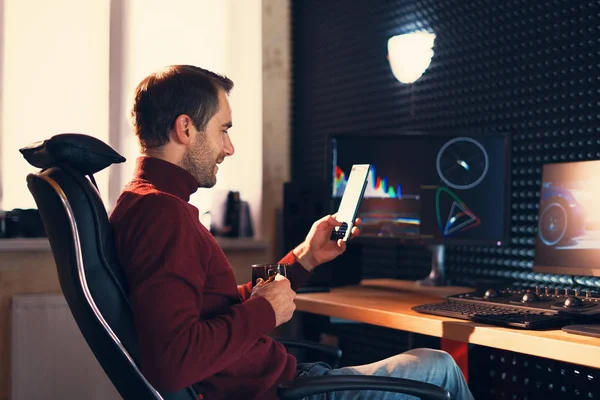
[1, 0, 263, 235]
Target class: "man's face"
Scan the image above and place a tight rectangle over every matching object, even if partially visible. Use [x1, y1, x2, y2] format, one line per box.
[182, 89, 234, 187]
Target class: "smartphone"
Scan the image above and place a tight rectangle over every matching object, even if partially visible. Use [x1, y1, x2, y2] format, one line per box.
[330, 164, 371, 241]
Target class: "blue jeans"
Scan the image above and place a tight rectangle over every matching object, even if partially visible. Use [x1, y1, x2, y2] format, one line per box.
[295, 348, 474, 400]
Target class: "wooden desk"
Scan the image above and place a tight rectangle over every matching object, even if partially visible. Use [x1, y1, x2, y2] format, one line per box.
[295, 279, 600, 370]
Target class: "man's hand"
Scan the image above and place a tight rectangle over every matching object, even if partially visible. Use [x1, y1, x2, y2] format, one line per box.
[251, 274, 296, 327]
[292, 215, 361, 272]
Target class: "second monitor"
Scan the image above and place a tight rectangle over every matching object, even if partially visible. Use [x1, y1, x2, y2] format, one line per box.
[534, 159, 600, 278]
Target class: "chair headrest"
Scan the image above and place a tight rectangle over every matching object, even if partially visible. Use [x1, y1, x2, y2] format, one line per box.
[19, 133, 126, 175]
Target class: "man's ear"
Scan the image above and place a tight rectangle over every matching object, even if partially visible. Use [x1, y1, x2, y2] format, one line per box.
[172, 114, 193, 145]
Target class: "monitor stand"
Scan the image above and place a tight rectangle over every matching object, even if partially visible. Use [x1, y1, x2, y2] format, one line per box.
[417, 244, 448, 286]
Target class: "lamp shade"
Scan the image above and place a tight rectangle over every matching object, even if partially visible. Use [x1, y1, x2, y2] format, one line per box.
[387, 31, 436, 84]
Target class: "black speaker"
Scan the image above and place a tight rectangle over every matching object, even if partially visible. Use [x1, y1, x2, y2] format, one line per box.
[1, 208, 47, 238]
[283, 181, 362, 289]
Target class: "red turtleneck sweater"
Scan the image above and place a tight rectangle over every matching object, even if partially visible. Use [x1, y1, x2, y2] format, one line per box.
[109, 156, 310, 399]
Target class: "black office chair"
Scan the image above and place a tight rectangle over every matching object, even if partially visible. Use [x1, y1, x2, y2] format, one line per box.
[20, 133, 450, 400]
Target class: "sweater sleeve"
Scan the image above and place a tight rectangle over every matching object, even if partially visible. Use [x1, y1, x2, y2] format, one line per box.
[237, 251, 311, 300]
[114, 194, 276, 392]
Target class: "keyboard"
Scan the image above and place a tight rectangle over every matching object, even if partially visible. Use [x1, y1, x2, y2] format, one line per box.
[413, 300, 572, 329]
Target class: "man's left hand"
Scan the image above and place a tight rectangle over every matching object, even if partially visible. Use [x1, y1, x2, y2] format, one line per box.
[292, 215, 361, 272]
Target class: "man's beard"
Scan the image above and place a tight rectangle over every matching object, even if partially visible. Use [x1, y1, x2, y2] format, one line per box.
[181, 135, 218, 188]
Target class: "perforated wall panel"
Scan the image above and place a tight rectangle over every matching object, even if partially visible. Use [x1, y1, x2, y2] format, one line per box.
[470, 345, 600, 399]
[291, 0, 600, 290]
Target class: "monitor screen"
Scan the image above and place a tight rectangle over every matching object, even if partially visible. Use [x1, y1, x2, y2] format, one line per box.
[534, 160, 600, 277]
[330, 132, 509, 245]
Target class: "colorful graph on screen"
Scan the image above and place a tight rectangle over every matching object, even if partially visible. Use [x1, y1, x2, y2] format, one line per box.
[333, 165, 420, 199]
[435, 186, 481, 235]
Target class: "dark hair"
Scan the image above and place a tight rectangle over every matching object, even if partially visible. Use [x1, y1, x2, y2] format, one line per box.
[131, 65, 234, 149]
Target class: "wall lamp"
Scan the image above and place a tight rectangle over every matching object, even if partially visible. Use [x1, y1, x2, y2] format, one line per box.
[387, 30, 436, 84]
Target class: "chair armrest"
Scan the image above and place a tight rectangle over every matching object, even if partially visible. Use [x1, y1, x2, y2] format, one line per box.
[277, 375, 451, 400]
[273, 338, 342, 367]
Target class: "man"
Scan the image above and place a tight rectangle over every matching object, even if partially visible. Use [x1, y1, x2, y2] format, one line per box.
[110, 65, 474, 400]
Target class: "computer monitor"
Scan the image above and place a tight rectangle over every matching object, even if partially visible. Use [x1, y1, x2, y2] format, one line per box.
[534, 160, 600, 277]
[329, 131, 511, 285]
[533, 160, 600, 339]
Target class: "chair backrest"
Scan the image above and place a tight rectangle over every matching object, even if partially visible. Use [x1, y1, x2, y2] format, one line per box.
[22, 134, 198, 400]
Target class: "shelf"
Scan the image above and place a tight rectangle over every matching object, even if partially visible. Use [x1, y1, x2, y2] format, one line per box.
[215, 237, 269, 251]
[0, 238, 51, 252]
[0, 237, 268, 253]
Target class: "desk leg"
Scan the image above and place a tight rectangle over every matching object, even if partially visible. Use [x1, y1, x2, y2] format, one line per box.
[441, 338, 469, 383]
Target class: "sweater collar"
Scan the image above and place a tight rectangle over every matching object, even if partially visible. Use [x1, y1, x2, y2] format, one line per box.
[133, 156, 199, 202]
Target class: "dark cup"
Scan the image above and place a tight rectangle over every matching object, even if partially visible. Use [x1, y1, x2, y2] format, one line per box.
[251, 263, 291, 287]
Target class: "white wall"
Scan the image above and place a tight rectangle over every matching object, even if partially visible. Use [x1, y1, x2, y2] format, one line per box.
[116, 0, 230, 219]
[0, 0, 110, 210]
[114, 0, 263, 235]
[218, 1, 263, 237]
[0, 0, 263, 235]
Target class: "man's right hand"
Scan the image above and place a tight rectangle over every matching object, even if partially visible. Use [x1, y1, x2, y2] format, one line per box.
[251, 274, 296, 327]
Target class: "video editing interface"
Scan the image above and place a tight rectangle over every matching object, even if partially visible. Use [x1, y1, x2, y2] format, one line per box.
[534, 160, 600, 272]
[331, 134, 507, 244]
